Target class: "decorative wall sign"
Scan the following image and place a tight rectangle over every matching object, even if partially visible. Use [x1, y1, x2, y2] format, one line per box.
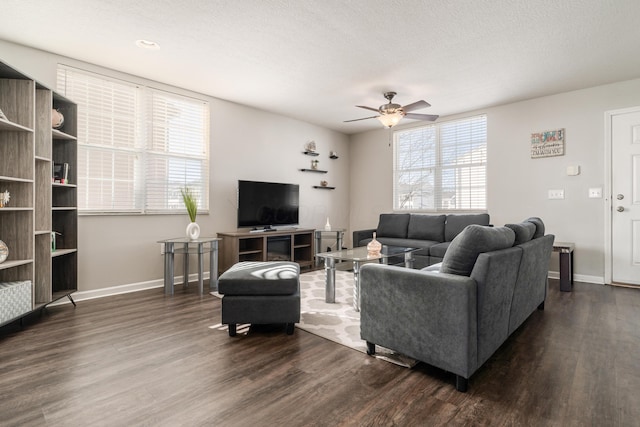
[531, 128, 565, 158]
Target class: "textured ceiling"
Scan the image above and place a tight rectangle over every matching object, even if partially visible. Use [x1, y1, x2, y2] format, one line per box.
[1, 0, 640, 134]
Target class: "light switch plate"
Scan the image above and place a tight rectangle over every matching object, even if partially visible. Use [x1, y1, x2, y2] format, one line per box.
[548, 189, 565, 199]
[588, 187, 603, 198]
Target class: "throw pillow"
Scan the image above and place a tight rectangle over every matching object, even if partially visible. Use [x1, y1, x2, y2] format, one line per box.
[505, 222, 536, 244]
[377, 213, 410, 238]
[441, 225, 516, 276]
[525, 217, 545, 238]
[407, 214, 446, 242]
[444, 213, 491, 242]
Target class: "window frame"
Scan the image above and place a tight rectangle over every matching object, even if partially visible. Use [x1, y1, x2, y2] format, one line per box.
[392, 114, 487, 213]
[57, 65, 210, 216]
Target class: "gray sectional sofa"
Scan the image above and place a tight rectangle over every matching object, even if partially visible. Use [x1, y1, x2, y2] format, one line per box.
[353, 213, 491, 268]
[359, 217, 554, 392]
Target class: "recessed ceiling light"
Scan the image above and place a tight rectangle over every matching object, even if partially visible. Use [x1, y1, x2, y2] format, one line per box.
[135, 39, 160, 50]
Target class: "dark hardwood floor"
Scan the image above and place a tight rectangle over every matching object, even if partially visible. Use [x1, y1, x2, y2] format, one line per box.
[1, 278, 639, 426]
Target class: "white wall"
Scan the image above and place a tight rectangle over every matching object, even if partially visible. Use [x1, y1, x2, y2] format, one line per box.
[5, 38, 639, 288]
[349, 78, 640, 283]
[0, 40, 350, 292]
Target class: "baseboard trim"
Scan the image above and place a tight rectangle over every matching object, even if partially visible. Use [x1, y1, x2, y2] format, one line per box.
[49, 269, 604, 307]
[548, 270, 604, 285]
[48, 271, 212, 306]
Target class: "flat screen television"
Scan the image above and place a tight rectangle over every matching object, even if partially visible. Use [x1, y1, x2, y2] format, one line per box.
[237, 180, 300, 229]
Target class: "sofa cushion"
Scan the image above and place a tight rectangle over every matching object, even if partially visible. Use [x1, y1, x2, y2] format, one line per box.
[505, 222, 536, 245]
[428, 241, 450, 258]
[441, 225, 516, 276]
[376, 237, 438, 257]
[407, 214, 446, 242]
[377, 213, 410, 238]
[525, 217, 545, 238]
[445, 214, 491, 241]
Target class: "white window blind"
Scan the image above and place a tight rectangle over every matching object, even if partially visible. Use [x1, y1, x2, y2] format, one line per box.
[57, 66, 210, 214]
[393, 115, 487, 211]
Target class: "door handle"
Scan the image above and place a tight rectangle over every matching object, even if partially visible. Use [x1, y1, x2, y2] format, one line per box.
[617, 206, 625, 212]
[617, 194, 624, 200]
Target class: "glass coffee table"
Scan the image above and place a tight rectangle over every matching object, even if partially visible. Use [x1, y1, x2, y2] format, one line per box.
[316, 246, 419, 312]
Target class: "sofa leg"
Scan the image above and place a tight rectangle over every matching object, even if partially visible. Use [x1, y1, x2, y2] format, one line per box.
[228, 324, 237, 337]
[366, 341, 376, 355]
[538, 300, 545, 311]
[285, 323, 295, 335]
[455, 375, 468, 392]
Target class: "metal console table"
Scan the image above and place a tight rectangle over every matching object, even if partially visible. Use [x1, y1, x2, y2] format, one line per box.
[158, 237, 221, 295]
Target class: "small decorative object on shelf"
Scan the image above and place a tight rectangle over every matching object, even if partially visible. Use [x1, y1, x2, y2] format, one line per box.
[325, 217, 331, 231]
[304, 140, 316, 153]
[181, 187, 200, 240]
[51, 108, 64, 129]
[311, 159, 319, 170]
[329, 151, 339, 159]
[53, 162, 69, 184]
[320, 180, 328, 187]
[367, 232, 382, 256]
[0, 190, 10, 208]
[0, 239, 8, 263]
[51, 231, 61, 252]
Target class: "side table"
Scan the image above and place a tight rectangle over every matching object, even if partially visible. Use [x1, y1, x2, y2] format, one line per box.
[314, 229, 345, 267]
[158, 237, 221, 296]
[553, 242, 574, 292]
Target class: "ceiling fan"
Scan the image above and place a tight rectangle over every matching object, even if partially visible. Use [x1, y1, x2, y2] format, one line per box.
[345, 91, 439, 128]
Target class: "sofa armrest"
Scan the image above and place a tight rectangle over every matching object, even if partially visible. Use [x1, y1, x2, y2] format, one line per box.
[352, 228, 376, 247]
[360, 263, 478, 378]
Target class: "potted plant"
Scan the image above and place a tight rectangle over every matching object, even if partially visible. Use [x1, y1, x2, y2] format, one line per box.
[181, 187, 200, 240]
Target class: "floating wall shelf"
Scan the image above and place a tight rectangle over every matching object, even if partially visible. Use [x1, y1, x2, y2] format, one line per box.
[299, 168, 328, 173]
[313, 186, 336, 190]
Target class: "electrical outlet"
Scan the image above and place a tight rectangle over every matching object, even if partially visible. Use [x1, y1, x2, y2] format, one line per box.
[588, 187, 602, 198]
[548, 189, 565, 199]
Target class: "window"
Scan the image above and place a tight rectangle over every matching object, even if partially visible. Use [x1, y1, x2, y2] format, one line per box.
[393, 115, 487, 211]
[57, 66, 209, 214]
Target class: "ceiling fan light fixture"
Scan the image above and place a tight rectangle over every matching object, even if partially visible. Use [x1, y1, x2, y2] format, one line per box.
[377, 111, 404, 128]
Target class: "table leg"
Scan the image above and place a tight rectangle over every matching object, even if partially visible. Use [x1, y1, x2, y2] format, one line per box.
[337, 231, 344, 251]
[197, 243, 204, 295]
[210, 241, 219, 292]
[164, 242, 175, 295]
[353, 260, 361, 312]
[404, 251, 414, 269]
[183, 243, 190, 289]
[559, 251, 573, 292]
[325, 257, 336, 303]
[315, 231, 321, 267]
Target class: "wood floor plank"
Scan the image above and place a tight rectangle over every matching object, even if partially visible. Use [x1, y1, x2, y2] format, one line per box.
[2, 279, 640, 426]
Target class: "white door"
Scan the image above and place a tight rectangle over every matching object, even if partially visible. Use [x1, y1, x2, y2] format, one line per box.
[611, 109, 640, 286]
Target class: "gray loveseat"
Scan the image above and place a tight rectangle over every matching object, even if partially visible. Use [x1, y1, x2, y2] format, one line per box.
[359, 217, 554, 392]
[353, 213, 490, 268]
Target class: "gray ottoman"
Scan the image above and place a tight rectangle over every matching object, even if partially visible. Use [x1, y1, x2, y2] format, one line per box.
[218, 261, 300, 336]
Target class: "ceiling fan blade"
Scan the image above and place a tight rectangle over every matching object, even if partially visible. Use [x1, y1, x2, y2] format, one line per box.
[404, 113, 439, 121]
[402, 100, 431, 112]
[344, 115, 379, 123]
[356, 105, 380, 113]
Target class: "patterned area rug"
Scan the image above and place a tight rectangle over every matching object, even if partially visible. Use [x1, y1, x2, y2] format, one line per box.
[211, 268, 416, 368]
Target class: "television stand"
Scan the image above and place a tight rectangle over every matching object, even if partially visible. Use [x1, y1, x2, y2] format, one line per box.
[217, 228, 315, 274]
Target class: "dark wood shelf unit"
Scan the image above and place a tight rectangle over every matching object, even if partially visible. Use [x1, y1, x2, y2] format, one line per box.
[217, 228, 315, 273]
